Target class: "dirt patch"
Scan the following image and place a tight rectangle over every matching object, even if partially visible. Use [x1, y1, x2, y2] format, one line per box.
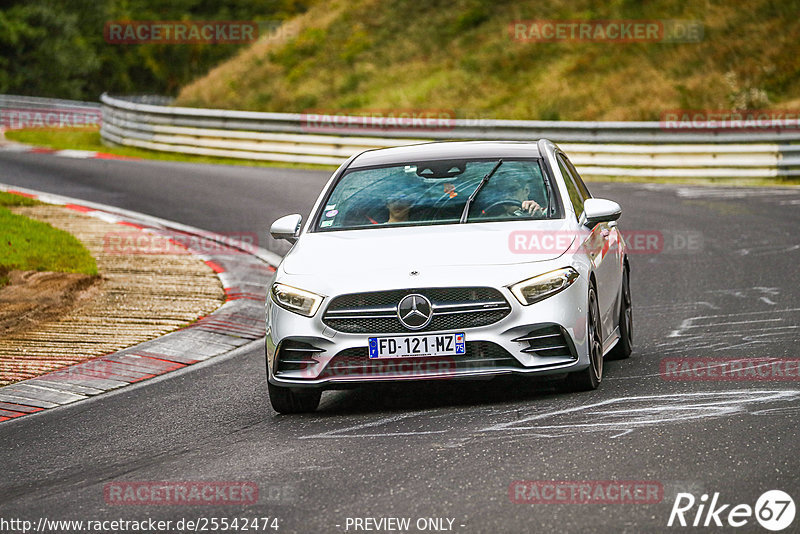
[0, 269, 101, 338]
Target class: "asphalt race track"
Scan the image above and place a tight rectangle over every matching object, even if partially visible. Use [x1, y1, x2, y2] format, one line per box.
[1, 150, 799, 533]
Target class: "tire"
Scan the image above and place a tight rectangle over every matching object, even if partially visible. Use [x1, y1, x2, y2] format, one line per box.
[564, 284, 603, 392]
[607, 266, 633, 360]
[268, 381, 321, 414]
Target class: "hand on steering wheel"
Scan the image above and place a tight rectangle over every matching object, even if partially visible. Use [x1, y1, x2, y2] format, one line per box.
[520, 200, 545, 215]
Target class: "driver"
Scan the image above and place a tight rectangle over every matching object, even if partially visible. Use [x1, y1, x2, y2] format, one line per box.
[483, 175, 546, 217]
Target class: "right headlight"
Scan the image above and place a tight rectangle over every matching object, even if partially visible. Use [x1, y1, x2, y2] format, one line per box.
[270, 283, 324, 317]
[508, 267, 579, 306]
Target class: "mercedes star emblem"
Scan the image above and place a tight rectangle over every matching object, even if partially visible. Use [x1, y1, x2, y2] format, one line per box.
[397, 294, 433, 330]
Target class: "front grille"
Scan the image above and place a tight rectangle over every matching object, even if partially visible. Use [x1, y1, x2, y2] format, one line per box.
[322, 287, 511, 333]
[275, 340, 325, 375]
[512, 324, 576, 359]
[317, 341, 522, 379]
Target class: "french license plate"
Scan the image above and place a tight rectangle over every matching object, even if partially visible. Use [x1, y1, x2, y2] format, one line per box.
[368, 333, 466, 359]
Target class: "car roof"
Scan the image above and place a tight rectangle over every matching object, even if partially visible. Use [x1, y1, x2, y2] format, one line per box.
[348, 141, 543, 169]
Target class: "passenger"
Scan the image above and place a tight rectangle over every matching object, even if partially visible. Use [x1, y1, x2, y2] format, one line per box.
[386, 192, 412, 223]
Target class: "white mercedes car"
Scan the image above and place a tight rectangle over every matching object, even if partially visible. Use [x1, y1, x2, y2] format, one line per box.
[265, 140, 632, 413]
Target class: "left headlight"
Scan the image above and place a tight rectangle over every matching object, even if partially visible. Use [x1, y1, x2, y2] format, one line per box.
[509, 267, 579, 306]
[270, 283, 324, 317]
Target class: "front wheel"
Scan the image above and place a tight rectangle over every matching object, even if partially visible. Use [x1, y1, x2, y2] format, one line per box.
[268, 381, 321, 414]
[564, 284, 603, 392]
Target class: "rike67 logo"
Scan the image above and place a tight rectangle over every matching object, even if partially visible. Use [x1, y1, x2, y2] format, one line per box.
[668, 490, 795, 531]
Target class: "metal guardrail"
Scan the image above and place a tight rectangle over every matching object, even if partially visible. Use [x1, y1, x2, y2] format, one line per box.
[0, 95, 102, 131]
[99, 94, 800, 178]
[4, 94, 798, 178]
[0, 94, 101, 111]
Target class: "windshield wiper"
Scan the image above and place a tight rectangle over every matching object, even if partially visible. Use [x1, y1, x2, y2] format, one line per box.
[459, 159, 503, 223]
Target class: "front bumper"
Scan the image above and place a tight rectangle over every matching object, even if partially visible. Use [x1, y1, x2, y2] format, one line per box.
[266, 279, 590, 388]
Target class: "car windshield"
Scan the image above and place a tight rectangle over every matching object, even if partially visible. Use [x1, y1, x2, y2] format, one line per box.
[315, 158, 552, 231]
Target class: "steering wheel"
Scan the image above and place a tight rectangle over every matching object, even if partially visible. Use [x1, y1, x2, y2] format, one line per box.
[480, 199, 523, 217]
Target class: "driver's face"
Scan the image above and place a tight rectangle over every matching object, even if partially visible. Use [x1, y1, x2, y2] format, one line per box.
[514, 183, 530, 201]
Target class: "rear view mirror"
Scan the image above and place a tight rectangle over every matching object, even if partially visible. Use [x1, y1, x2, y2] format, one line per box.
[583, 198, 621, 226]
[270, 214, 302, 243]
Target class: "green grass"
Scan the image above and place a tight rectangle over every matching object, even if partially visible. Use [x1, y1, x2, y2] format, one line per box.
[0, 193, 98, 287]
[175, 0, 800, 122]
[3, 128, 338, 171]
[0, 191, 41, 207]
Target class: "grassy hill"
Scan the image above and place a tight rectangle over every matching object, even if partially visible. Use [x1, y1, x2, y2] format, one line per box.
[175, 0, 800, 121]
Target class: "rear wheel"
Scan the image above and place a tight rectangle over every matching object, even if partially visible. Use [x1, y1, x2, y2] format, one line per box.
[564, 284, 603, 392]
[268, 381, 321, 414]
[608, 267, 633, 360]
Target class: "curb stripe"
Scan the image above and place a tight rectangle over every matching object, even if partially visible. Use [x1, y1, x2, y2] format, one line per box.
[93, 153, 139, 160]
[0, 402, 43, 414]
[116, 221, 144, 229]
[205, 260, 225, 273]
[2, 140, 141, 161]
[134, 352, 199, 366]
[64, 203, 93, 213]
[6, 189, 37, 199]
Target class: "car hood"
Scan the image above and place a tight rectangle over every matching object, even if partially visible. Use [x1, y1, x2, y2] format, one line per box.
[282, 220, 576, 276]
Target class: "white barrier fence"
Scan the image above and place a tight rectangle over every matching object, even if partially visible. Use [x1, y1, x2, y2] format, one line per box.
[0, 95, 101, 131]
[3, 94, 799, 178]
[100, 94, 800, 178]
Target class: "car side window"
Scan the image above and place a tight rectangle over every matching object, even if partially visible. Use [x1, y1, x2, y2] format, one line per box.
[564, 155, 592, 200]
[557, 154, 584, 219]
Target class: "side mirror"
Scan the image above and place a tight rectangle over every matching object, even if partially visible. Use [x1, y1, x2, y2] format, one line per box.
[583, 198, 621, 226]
[270, 214, 303, 243]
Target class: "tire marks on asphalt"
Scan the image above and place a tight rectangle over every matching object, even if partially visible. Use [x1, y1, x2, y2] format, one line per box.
[297, 390, 800, 441]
